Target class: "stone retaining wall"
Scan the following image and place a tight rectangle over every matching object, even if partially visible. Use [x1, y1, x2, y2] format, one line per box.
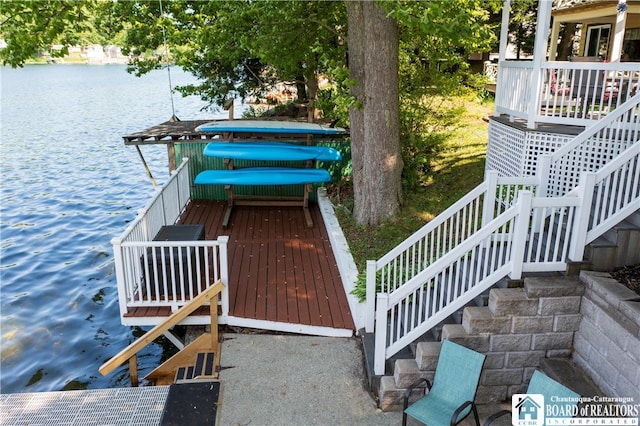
[573, 270, 640, 402]
[380, 276, 584, 409]
[379, 273, 640, 411]
[442, 276, 584, 404]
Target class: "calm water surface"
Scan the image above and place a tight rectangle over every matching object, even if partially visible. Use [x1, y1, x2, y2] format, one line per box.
[0, 65, 233, 393]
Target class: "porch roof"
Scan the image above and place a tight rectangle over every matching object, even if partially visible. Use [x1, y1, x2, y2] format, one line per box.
[554, 0, 622, 16]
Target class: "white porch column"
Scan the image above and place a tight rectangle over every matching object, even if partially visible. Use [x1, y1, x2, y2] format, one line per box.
[610, 0, 628, 62]
[498, 0, 510, 63]
[527, 0, 553, 128]
[548, 17, 561, 61]
[494, 0, 511, 117]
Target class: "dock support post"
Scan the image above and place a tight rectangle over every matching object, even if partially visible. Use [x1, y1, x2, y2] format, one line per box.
[129, 355, 139, 387]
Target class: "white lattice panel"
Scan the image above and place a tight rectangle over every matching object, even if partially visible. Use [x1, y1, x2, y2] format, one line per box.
[524, 131, 572, 177]
[486, 120, 526, 177]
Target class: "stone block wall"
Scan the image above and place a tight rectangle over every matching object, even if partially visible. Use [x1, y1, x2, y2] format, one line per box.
[442, 275, 584, 404]
[573, 271, 640, 402]
[378, 276, 585, 410]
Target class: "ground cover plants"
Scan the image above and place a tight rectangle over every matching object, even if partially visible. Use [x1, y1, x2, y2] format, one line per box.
[331, 93, 494, 299]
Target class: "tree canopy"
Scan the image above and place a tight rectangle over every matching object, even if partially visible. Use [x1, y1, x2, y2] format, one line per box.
[1, 0, 501, 225]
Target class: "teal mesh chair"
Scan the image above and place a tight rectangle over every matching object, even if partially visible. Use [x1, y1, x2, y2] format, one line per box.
[402, 340, 486, 426]
[484, 370, 580, 425]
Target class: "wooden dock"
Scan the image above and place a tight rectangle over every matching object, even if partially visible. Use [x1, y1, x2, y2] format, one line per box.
[125, 200, 355, 334]
[185, 199, 354, 331]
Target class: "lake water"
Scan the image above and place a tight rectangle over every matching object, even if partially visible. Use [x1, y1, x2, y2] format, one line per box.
[0, 64, 238, 393]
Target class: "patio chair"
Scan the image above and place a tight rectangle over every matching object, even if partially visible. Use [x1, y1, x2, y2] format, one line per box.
[483, 370, 580, 425]
[402, 340, 486, 426]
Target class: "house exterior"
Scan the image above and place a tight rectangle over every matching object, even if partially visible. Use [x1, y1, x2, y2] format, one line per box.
[366, 0, 639, 383]
[550, 0, 640, 62]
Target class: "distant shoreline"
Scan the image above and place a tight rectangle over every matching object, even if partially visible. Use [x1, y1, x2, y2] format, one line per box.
[22, 57, 130, 66]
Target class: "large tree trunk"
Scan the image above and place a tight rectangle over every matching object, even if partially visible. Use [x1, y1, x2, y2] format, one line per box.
[346, 0, 366, 219]
[347, 0, 402, 226]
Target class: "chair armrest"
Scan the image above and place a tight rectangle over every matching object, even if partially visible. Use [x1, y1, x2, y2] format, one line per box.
[483, 409, 511, 426]
[402, 378, 431, 426]
[402, 378, 431, 409]
[452, 400, 480, 426]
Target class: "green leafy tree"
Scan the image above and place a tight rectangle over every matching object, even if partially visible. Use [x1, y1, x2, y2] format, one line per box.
[344, 0, 499, 224]
[110, 0, 347, 117]
[1, 0, 499, 226]
[0, 0, 98, 65]
[508, 0, 537, 58]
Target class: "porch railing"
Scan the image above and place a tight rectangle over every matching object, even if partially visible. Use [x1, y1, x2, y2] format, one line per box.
[111, 158, 230, 322]
[370, 96, 640, 375]
[539, 94, 640, 198]
[495, 60, 640, 127]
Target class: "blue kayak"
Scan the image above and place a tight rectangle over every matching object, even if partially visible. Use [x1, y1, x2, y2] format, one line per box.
[202, 142, 342, 162]
[195, 120, 346, 135]
[194, 167, 332, 186]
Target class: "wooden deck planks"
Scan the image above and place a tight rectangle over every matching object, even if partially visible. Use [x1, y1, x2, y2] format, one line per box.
[210, 201, 354, 329]
[127, 199, 355, 331]
[176, 199, 354, 331]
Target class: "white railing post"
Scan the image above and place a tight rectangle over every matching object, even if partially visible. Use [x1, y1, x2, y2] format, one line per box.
[494, 0, 510, 118]
[537, 154, 552, 198]
[179, 158, 190, 210]
[112, 237, 129, 319]
[482, 171, 499, 226]
[217, 236, 230, 317]
[374, 292, 389, 376]
[510, 191, 533, 280]
[365, 260, 377, 333]
[527, 0, 551, 128]
[569, 172, 597, 263]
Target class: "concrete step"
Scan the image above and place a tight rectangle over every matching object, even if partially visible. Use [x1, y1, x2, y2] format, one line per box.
[540, 357, 603, 397]
[584, 211, 640, 271]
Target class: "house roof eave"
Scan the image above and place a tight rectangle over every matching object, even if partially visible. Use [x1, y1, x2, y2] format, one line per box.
[553, 0, 640, 17]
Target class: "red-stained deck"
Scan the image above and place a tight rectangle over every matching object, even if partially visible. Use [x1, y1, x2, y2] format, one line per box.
[176, 199, 355, 332]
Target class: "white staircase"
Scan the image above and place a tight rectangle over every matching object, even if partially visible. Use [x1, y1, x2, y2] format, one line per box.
[363, 94, 640, 401]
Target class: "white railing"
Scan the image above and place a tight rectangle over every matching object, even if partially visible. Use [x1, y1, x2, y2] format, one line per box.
[570, 142, 640, 262]
[111, 158, 230, 321]
[484, 61, 498, 83]
[494, 60, 534, 117]
[539, 93, 640, 198]
[370, 99, 640, 375]
[364, 173, 538, 331]
[495, 60, 639, 127]
[374, 192, 531, 366]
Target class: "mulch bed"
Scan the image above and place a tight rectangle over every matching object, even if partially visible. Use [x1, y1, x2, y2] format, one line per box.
[610, 264, 640, 297]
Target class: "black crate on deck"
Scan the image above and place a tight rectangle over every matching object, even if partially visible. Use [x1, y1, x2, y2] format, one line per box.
[142, 225, 205, 297]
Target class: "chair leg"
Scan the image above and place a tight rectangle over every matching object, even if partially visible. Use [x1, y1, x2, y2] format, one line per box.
[402, 393, 409, 426]
[471, 403, 480, 426]
[451, 401, 480, 426]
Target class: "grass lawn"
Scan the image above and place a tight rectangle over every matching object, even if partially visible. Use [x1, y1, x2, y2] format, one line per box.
[333, 96, 494, 272]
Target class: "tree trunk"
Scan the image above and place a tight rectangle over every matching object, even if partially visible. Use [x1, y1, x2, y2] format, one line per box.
[295, 71, 307, 103]
[348, 0, 402, 226]
[346, 0, 366, 218]
[306, 69, 318, 122]
[557, 23, 577, 61]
